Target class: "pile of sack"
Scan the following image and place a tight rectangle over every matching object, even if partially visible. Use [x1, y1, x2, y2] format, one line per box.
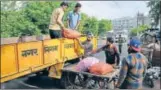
[76, 57, 114, 75]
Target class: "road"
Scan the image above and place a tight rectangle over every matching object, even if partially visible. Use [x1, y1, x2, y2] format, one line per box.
[1, 39, 160, 89]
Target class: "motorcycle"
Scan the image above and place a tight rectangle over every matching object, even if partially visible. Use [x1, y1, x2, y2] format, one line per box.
[143, 72, 155, 88]
[143, 67, 160, 88]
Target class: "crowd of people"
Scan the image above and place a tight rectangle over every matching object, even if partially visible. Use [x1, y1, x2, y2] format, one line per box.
[47, 2, 160, 89]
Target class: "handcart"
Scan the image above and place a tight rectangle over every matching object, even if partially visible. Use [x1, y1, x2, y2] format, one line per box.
[142, 48, 160, 88]
[141, 48, 160, 67]
[60, 63, 120, 89]
[141, 48, 153, 68]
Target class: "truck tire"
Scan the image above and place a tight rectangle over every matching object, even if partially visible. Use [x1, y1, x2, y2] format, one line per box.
[60, 75, 68, 89]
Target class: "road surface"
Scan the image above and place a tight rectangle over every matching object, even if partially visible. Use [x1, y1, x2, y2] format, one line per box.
[1, 39, 160, 89]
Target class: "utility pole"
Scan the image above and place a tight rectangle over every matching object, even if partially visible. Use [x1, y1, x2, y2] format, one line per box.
[159, 1, 161, 45]
[137, 12, 138, 28]
[136, 12, 139, 36]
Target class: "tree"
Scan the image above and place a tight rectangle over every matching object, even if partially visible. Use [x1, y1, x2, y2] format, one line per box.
[83, 17, 99, 36]
[1, 1, 111, 38]
[98, 19, 112, 35]
[23, 1, 61, 34]
[1, 1, 17, 11]
[147, 0, 160, 27]
[130, 25, 150, 36]
[1, 10, 41, 38]
[78, 13, 89, 33]
[1, 1, 27, 11]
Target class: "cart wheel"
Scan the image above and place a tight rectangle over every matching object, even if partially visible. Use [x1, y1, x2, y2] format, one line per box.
[98, 81, 106, 88]
[107, 81, 114, 89]
[35, 72, 41, 77]
[75, 74, 84, 85]
[85, 79, 98, 89]
[66, 86, 75, 89]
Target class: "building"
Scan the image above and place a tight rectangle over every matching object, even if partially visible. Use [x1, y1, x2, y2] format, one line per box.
[112, 12, 152, 32]
[112, 17, 135, 31]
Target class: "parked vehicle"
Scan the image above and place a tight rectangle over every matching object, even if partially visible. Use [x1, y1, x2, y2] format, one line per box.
[143, 67, 160, 88]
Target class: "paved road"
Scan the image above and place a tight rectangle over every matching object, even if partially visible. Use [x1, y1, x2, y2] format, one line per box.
[1, 39, 160, 89]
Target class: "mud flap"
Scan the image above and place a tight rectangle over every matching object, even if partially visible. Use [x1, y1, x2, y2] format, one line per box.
[48, 63, 64, 79]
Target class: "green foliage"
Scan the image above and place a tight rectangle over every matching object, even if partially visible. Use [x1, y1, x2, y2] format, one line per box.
[78, 13, 89, 33]
[24, 1, 61, 34]
[83, 17, 99, 36]
[1, 10, 41, 38]
[98, 19, 112, 35]
[1, 1, 112, 38]
[1, 1, 17, 11]
[131, 25, 150, 35]
[147, 0, 160, 27]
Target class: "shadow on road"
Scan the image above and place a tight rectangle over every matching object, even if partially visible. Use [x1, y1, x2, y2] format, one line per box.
[24, 75, 60, 89]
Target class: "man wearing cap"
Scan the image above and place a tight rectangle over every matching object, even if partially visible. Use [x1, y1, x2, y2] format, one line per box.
[67, 3, 82, 30]
[115, 38, 148, 89]
[49, 2, 68, 39]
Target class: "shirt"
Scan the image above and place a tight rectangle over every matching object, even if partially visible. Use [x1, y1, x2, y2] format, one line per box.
[82, 40, 93, 56]
[118, 37, 124, 45]
[96, 44, 120, 64]
[67, 11, 81, 30]
[49, 8, 64, 30]
[117, 53, 148, 89]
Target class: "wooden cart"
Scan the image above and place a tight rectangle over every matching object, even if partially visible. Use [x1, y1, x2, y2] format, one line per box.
[60, 63, 120, 89]
[142, 48, 160, 67]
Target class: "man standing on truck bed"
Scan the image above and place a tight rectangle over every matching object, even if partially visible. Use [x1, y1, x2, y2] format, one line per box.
[67, 3, 82, 30]
[49, 2, 68, 39]
[48, 2, 68, 85]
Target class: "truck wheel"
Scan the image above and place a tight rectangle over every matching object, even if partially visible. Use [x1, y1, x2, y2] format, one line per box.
[60, 76, 67, 88]
[35, 72, 42, 77]
[60, 72, 70, 89]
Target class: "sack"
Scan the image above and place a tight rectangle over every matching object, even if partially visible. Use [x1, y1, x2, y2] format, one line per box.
[76, 57, 99, 72]
[89, 62, 114, 75]
[62, 28, 81, 39]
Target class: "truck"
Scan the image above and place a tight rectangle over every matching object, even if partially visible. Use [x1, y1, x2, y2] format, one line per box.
[0, 35, 98, 83]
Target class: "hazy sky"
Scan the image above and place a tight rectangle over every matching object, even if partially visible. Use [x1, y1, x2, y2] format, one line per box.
[79, 1, 150, 20]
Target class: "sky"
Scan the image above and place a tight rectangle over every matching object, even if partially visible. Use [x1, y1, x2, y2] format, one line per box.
[79, 1, 150, 20]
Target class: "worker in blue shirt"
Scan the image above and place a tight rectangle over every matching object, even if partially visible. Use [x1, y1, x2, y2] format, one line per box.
[67, 3, 81, 30]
